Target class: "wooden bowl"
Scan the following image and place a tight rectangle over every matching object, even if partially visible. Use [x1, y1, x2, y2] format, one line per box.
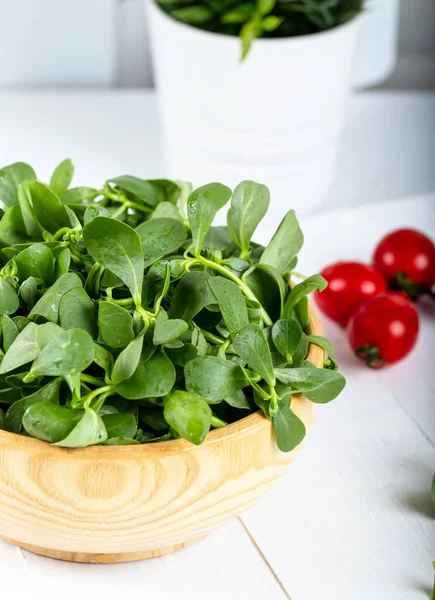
[0, 306, 323, 563]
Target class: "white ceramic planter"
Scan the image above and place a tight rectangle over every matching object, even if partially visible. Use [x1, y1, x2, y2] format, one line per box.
[352, 0, 399, 89]
[147, 1, 360, 216]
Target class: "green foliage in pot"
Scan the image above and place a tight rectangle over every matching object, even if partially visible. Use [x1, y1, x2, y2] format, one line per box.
[156, 0, 364, 59]
[0, 159, 345, 450]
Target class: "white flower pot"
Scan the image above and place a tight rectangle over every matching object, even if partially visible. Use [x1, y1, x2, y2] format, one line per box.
[147, 1, 361, 215]
[352, 0, 399, 89]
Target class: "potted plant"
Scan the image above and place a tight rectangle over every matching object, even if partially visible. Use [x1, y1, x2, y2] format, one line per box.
[146, 0, 364, 216]
[0, 159, 345, 562]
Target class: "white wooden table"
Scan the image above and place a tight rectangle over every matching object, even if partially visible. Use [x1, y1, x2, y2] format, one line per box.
[0, 91, 434, 600]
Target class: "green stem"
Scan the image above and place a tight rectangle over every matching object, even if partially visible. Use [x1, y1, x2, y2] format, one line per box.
[81, 385, 115, 409]
[51, 227, 72, 242]
[201, 329, 225, 345]
[80, 374, 106, 387]
[218, 339, 230, 359]
[136, 305, 155, 329]
[193, 256, 273, 326]
[90, 390, 113, 413]
[211, 415, 228, 429]
[103, 185, 151, 215]
[291, 271, 307, 280]
[125, 200, 152, 215]
[109, 297, 135, 307]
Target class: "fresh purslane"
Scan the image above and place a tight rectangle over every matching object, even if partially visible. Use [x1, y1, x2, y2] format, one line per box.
[0, 160, 345, 451]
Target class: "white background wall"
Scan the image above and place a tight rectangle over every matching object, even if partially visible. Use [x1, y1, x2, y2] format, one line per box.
[0, 0, 433, 90]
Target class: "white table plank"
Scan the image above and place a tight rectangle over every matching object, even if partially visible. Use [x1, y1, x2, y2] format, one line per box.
[241, 372, 435, 600]
[0, 521, 288, 600]
[242, 195, 435, 600]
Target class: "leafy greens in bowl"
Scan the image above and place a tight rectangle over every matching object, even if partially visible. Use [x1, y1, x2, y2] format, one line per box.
[0, 159, 345, 451]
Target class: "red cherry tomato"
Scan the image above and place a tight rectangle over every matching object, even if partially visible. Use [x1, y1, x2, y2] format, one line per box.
[373, 228, 435, 299]
[314, 262, 387, 327]
[348, 293, 419, 368]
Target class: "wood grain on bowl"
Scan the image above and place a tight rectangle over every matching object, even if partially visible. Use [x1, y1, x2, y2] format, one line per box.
[0, 305, 323, 563]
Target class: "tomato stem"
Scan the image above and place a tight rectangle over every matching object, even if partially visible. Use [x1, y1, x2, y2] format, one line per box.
[355, 344, 386, 369]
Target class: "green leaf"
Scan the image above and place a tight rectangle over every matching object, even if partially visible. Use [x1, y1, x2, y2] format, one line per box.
[274, 368, 346, 403]
[233, 324, 275, 386]
[172, 6, 213, 23]
[0, 279, 19, 316]
[166, 343, 198, 367]
[1, 314, 19, 351]
[221, 4, 253, 24]
[0, 162, 36, 208]
[273, 404, 306, 452]
[203, 226, 237, 256]
[136, 217, 187, 268]
[61, 187, 100, 205]
[0, 205, 29, 245]
[140, 406, 168, 431]
[0, 323, 39, 374]
[83, 217, 144, 304]
[20, 277, 38, 309]
[29, 272, 82, 322]
[15, 243, 55, 286]
[307, 335, 338, 370]
[116, 351, 176, 400]
[108, 176, 161, 207]
[240, 19, 259, 60]
[164, 390, 211, 445]
[4, 378, 61, 434]
[258, 0, 275, 16]
[102, 413, 137, 439]
[54, 408, 107, 448]
[260, 210, 303, 272]
[261, 15, 283, 31]
[209, 276, 249, 337]
[150, 201, 182, 222]
[93, 343, 114, 376]
[185, 356, 249, 401]
[18, 181, 42, 238]
[147, 179, 181, 205]
[50, 159, 74, 196]
[283, 275, 327, 323]
[59, 287, 97, 338]
[98, 302, 134, 349]
[84, 204, 111, 225]
[27, 181, 70, 234]
[170, 271, 216, 321]
[105, 437, 140, 446]
[65, 206, 81, 229]
[23, 402, 83, 443]
[55, 248, 71, 279]
[111, 333, 144, 385]
[187, 183, 232, 256]
[272, 318, 303, 364]
[227, 181, 270, 255]
[225, 389, 251, 410]
[242, 264, 285, 322]
[153, 318, 188, 346]
[35, 322, 64, 349]
[30, 328, 94, 377]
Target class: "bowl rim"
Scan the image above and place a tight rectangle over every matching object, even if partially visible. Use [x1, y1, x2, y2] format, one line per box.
[0, 303, 323, 457]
